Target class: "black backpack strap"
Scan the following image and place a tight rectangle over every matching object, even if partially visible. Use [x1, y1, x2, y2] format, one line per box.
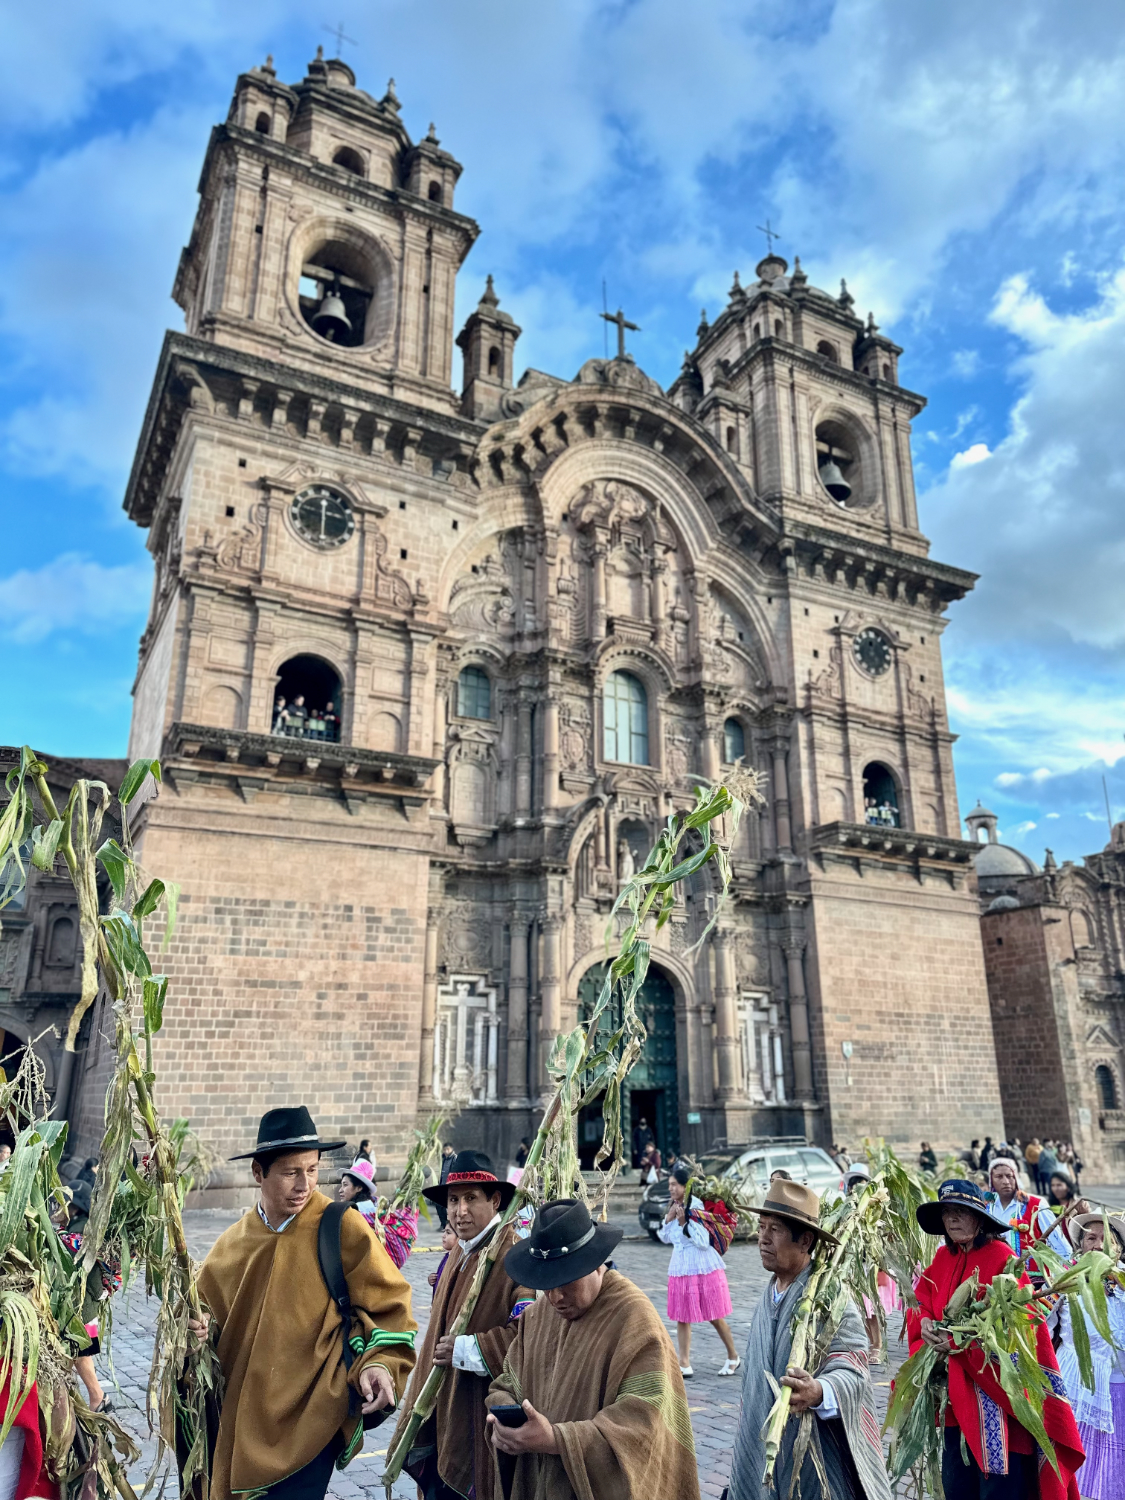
[318, 1200, 359, 1416]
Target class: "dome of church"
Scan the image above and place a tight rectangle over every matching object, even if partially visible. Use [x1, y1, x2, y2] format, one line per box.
[987, 894, 1021, 913]
[974, 842, 1041, 879]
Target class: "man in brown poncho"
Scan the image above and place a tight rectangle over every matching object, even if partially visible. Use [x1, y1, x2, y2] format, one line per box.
[391, 1150, 533, 1500]
[193, 1107, 416, 1500]
[485, 1199, 701, 1500]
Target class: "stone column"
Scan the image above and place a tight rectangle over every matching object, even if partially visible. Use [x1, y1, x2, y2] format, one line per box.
[515, 697, 532, 818]
[542, 696, 560, 810]
[539, 915, 562, 1094]
[772, 744, 793, 854]
[713, 929, 740, 1099]
[784, 935, 813, 1098]
[701, 724, 721, 781]
[506, 915, 529, 1101]
[419, 907, 439, 1098]
[431, 675, 448, 806]
[652, 559, 668, 650]
[591, 541, 608, 640]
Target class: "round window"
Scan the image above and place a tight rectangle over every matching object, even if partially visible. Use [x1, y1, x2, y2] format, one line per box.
[290, 486, 355, 549]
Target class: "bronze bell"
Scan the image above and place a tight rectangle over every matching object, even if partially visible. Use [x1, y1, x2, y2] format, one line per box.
[311, 284, 351, 341]
[818, 458, 851, 504]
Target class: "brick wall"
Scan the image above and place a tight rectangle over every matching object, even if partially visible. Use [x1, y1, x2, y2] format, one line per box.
[805, 860, 1005, 1153]
[980, 904, 1074, 1145]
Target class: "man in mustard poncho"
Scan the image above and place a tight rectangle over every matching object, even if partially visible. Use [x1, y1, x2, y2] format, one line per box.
[193, 1107, 417, 1500]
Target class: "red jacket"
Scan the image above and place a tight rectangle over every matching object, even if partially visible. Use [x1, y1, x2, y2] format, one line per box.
[0, 1375, 53, 1500]
[908, 1239, 1083, 1499]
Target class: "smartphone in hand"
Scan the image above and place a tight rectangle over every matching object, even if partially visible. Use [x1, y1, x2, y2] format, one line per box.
[491, 1404, 528, 1428]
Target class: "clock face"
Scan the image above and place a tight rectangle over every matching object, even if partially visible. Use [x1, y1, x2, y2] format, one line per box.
[853, 628, 892, 677]
[290, 486, 355, 549]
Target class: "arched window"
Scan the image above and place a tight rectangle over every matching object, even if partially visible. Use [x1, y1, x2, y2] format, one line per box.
[428, 180, 443, 202]
[817, 339, 839, 362]
[774, 319, 783, 338]
[255, 112, 272, 134]
[862, 762, 900, 828]
[47, 916, 76, 967]
[458, 665, 491, 720]
[488, 345, 501, 376]
[726, 425, 737, 453]
[273, 655, 343, 742]
[603, 671, 648, 764]
[1096, 1065, 1118, 1110]
[723, 718, 745, 763]
[332, 146, 365, 176]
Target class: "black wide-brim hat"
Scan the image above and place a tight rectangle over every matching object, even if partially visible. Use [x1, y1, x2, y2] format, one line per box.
[505, 1198, 623, 1290]
[421, 1149, 517, 1209]
[916, 1177, 1012, 1237]
[229, 1105, 346, 1161]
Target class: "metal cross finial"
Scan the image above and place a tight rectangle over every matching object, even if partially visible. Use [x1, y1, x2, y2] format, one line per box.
[323, 20, 357, 57]
[757, 218, 779, 255]
[601, 307, 640, 360]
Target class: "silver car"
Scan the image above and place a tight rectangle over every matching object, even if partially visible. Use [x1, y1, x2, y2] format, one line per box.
[723, 1139, 845, 1206]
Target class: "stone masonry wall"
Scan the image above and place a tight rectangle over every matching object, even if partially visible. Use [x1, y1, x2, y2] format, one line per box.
[980, 905, 1075, 1147]
[805, 862, 1005, 1152]
[132, 795, 429, 1198]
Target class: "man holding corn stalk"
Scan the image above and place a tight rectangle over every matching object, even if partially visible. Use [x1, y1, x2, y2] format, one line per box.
[729, 1179, 893, 1500]
[908, 1179, 1085, 1500]
[390, 1150, 534, 1500]
[193, 1107, 417, 1500]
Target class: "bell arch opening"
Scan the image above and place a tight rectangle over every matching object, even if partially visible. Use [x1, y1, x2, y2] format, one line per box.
[297, 234, 379, 348]
[272, 654, 343, 742]
[862, 762, 901, 828]
[575, 962, 679, 1169]
[815, 416, 871, 509]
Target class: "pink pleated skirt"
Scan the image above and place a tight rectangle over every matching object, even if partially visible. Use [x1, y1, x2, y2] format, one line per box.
[667, 1267, 733, 1323]
[1077, 1386, 1125, 1500]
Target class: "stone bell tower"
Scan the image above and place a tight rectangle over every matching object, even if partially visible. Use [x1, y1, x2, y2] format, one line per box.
[118, 53, 491, 1193]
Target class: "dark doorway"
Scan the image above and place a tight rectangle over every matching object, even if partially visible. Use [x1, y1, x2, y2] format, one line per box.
[273, 655, 343, 742]
[577, 962, 679, 1169]
[0, 1029, 26, 1083]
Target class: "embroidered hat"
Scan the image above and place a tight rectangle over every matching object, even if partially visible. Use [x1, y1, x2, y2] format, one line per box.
[341, 1158, 377, 1197]
[228, 1105, 345, 1161]
[421, 1149, 517, 1209]
[916, 1178, 1013, 1237]
[988, 1155, 1022, 1182]
[745, 1178, 839, 1246]
[844, 1162, 872, 1192]
[504, 1198, 623, 1290]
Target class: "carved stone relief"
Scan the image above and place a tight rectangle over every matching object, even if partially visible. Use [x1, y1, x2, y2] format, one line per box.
[450, 552, 517, 636]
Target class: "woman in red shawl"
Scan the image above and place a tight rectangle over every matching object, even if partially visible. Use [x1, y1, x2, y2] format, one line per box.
[909, 1178, 1085, 1500]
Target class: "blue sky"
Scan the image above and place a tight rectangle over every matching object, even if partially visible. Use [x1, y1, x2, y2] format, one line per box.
[2, 0, 1124, 864]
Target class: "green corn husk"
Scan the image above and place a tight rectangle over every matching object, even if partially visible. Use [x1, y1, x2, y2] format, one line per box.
[0, 749, 219, 1498]
[381, 771, 766, 1494]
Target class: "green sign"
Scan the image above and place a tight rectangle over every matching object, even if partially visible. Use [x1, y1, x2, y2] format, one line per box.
[686, 1111, 701, 1125]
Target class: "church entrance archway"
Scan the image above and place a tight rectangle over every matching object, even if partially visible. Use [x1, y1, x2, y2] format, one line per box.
[576, 962, 679, 1169]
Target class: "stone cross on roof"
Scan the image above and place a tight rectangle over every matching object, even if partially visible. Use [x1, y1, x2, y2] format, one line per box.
[600, 306, 640, 360]
[756, 218, 779, 254]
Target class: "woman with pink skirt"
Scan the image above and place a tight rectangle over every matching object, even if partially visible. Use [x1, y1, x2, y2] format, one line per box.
[658, 1163, 740, 1377]
[1057, 1212, 1125, 1500]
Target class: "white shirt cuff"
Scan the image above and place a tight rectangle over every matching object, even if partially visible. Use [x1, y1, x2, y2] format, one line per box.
[452, 1334, 489, 1375]
[813, 1377, 838, 1420]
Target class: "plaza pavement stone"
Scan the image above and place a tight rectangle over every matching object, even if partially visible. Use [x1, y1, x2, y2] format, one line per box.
[101, 1209, 913, 1500]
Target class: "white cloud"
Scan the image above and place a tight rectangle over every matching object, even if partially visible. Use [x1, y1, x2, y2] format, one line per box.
[950, 442, 991, 469]
[951, 350, 981, 378]
[0, 554, 150, 643]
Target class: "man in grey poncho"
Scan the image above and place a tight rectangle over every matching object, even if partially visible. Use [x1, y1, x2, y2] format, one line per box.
[728, 1179, 892, 1500]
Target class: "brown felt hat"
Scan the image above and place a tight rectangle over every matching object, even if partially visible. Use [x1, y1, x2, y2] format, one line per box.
[746, 1178, 839, 1246]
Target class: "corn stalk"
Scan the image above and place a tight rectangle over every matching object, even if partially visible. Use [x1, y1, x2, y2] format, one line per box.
[382, 772, 764, 1492]
[0, 748, 222, 1496]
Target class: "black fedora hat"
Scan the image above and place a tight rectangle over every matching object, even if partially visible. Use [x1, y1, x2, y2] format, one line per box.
[916, 1178, 1012, 1237]
[421, 1149, 516, 1209]
[504, 1199, 623, 1291]
[229, 1105, 345, 1161]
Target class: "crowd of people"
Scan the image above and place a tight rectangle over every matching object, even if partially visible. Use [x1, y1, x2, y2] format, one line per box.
[270, 693, 341, 741]
[42, 1108, 1125, 1500]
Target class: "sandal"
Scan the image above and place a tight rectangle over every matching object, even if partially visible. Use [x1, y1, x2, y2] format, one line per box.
[93, 1396, 115, 1414]
[718, 1357, 742, 1377]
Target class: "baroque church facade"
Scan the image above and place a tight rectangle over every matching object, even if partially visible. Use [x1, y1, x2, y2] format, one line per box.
[106, 52, 1005, 1193]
